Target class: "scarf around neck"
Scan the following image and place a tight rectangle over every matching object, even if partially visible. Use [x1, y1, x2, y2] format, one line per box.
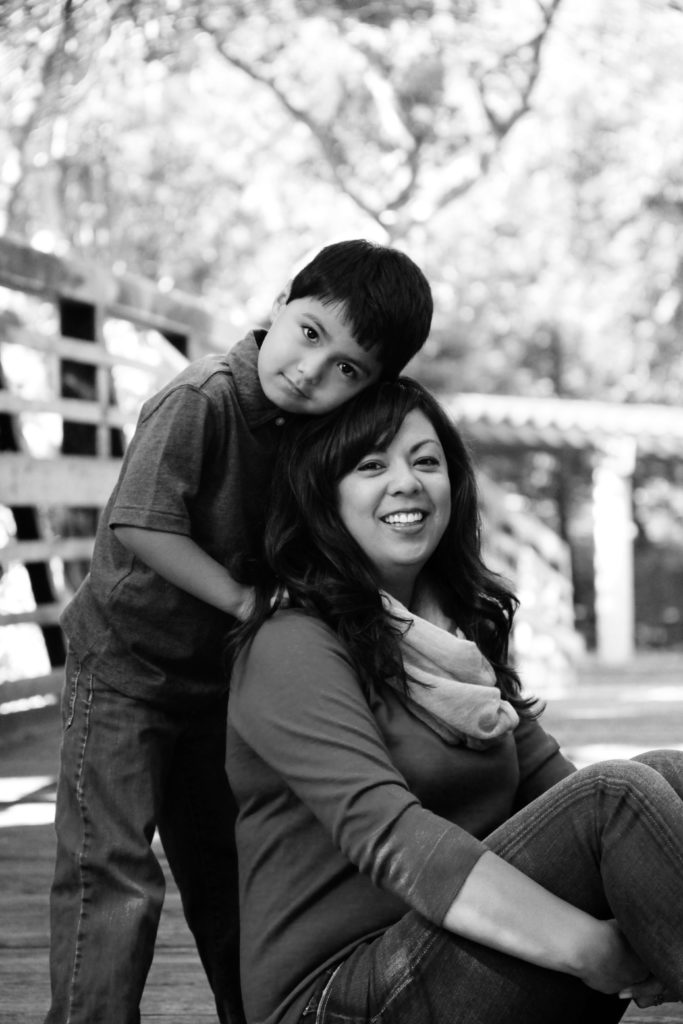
[380, 588, 519, 750]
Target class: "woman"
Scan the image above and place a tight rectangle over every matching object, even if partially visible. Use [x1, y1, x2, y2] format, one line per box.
[225, 378, 683, 1024]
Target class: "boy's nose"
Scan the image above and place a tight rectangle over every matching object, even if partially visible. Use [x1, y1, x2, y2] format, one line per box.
[296, 354, 324, 383]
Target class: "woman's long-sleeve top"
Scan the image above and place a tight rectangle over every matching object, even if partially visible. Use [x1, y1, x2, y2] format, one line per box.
[226, 610, 576, 1024]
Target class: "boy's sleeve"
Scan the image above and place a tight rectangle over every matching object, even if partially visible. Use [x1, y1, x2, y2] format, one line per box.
[229, 611, 488, 926]
[109, 385, 217, 535]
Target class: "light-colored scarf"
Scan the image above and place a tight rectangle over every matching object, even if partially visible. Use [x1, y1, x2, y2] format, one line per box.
[381, 588, 519, 750]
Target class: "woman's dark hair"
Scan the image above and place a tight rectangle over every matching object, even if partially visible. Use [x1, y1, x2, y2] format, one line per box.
[227, 378, 537, 714]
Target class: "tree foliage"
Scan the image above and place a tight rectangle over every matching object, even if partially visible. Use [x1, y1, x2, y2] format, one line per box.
[1, 0, 683, 401]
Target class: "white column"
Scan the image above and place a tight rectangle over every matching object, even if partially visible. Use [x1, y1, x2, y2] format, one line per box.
[592, 439, 637, 665]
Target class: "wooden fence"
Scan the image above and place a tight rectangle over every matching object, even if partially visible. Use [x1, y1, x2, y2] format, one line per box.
[0, 237, 580, 711]
[0, 236, 235, 707]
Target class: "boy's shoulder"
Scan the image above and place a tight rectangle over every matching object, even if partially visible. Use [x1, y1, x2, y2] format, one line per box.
[146, 330, 264, 410]
[177, 330, 261, 391]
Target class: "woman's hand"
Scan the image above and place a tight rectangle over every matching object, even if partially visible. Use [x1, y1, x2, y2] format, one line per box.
[620, 974, 680, 1008]
[578, 920, 649, 996]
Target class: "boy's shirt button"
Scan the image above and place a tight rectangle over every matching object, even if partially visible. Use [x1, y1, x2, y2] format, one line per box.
[275, 416, 286, 426]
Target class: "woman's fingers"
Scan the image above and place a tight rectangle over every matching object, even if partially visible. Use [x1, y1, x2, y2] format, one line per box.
[620, 975, 679, 1007]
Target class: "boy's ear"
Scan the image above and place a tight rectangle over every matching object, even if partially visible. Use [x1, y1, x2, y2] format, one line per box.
[270, 279, 292, 320]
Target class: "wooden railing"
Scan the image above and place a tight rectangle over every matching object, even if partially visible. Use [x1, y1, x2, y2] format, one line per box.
[0, 238, 580, 711]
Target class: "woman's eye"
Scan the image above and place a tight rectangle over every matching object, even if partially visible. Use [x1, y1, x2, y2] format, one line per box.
[357, 459, 384, 472]
[415, 456, 440, 468]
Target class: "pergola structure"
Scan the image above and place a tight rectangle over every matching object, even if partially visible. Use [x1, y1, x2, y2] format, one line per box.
[445, 393, 683, 665]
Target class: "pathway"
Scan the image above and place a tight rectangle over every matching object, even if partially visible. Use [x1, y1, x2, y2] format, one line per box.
[1, 651, 682, 1022]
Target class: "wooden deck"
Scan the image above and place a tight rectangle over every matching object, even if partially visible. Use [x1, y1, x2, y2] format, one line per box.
[3, 655, 683, 1023]
[0, 706, 216, 1023]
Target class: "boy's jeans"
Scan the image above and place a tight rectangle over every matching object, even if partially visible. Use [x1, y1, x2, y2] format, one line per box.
[45, 649, 244, 1024]
[312, 751, 683, 1024]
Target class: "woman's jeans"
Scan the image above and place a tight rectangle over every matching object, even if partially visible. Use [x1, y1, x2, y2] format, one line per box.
[44, 650, 244, 1024]
[313, 750, 683, 1024]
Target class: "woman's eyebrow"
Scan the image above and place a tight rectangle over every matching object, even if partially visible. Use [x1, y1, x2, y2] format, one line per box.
[409, 438, 441, 453]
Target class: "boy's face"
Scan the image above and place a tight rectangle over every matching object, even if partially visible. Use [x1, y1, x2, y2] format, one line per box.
[258, 297, 382, 415]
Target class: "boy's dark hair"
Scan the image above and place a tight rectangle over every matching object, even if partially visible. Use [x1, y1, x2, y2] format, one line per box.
[287, 239, 433, 378]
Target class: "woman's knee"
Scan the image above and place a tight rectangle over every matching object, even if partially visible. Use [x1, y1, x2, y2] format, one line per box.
[632, 748, 683, 798]
[569, 757, 675, 816]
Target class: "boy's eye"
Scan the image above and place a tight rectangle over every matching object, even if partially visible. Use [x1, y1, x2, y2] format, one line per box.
[303, 325, 318, 341]
[338, 362, 357, 378]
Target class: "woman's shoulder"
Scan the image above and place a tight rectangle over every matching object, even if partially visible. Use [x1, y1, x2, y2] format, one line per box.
[254, 607, 336, 640]
[229, 609, 358, 715]
[238, 608, 348, 668]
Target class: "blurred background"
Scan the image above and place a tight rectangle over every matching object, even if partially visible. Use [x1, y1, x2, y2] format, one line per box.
[2, 0, 683, 698]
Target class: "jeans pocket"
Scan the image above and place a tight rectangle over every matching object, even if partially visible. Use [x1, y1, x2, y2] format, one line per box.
[61, 649, 81, 730]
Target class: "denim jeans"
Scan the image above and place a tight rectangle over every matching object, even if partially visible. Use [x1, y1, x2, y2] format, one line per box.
[44, 649, 243, 1024]
[313, 751, 683, 1024]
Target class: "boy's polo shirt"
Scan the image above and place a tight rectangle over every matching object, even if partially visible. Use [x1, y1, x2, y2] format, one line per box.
[61, 331, 292, 705]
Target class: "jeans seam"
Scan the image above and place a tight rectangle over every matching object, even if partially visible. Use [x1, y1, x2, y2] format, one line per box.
[64, 650, 79, 730]
[490, 771, 600, 861]
[315, 963, 344, 1023]
[65, 669, 95, 1023]
[320, 929, 441, 1024]
[369, 928, 441, 1023]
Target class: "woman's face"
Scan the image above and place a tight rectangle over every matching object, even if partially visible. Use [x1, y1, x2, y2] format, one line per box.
[336, 409, 451, 605]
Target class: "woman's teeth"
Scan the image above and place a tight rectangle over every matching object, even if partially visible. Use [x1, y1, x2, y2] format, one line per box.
[382, 511, 425, 525]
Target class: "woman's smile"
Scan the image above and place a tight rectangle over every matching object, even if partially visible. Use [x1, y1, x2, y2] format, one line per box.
[380, 509, 428, 529]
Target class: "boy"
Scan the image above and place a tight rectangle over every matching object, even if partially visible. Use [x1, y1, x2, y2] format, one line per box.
[44, 239, 433, 1024]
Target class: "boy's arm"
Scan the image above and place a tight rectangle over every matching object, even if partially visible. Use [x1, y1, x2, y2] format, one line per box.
[113, 525, 255, 621]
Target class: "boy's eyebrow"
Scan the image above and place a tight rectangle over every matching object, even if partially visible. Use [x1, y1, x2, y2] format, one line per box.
[308, 313, 378, 377]
[307, 314, 331, 340]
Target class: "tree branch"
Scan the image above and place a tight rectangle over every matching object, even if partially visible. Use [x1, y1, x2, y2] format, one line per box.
[430, 0, 563, 216]
[195, 12, 388, 228]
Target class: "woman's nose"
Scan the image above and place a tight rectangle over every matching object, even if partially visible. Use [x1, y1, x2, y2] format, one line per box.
[387, 464, 422, 493]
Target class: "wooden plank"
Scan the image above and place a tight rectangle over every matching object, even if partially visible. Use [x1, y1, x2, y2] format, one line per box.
[0, 604, 63, 627]
[0, 536, 94, 570]
[0, 389, 134, 427]
[1, 322, 162, 372]
[0, 236, 231, 353]
[0, 670, 62, 704]
[0, 453, 120, 505]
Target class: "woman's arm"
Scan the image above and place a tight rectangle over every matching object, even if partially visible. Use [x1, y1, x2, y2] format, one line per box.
[442, 850, 646, 994]
[114, 526, 254, 620]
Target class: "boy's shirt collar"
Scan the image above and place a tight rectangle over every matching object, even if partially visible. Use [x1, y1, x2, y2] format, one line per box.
[228, 329, 293, 429]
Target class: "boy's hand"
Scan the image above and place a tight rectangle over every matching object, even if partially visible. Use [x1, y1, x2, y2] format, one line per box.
[235, 586, 256, 622]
